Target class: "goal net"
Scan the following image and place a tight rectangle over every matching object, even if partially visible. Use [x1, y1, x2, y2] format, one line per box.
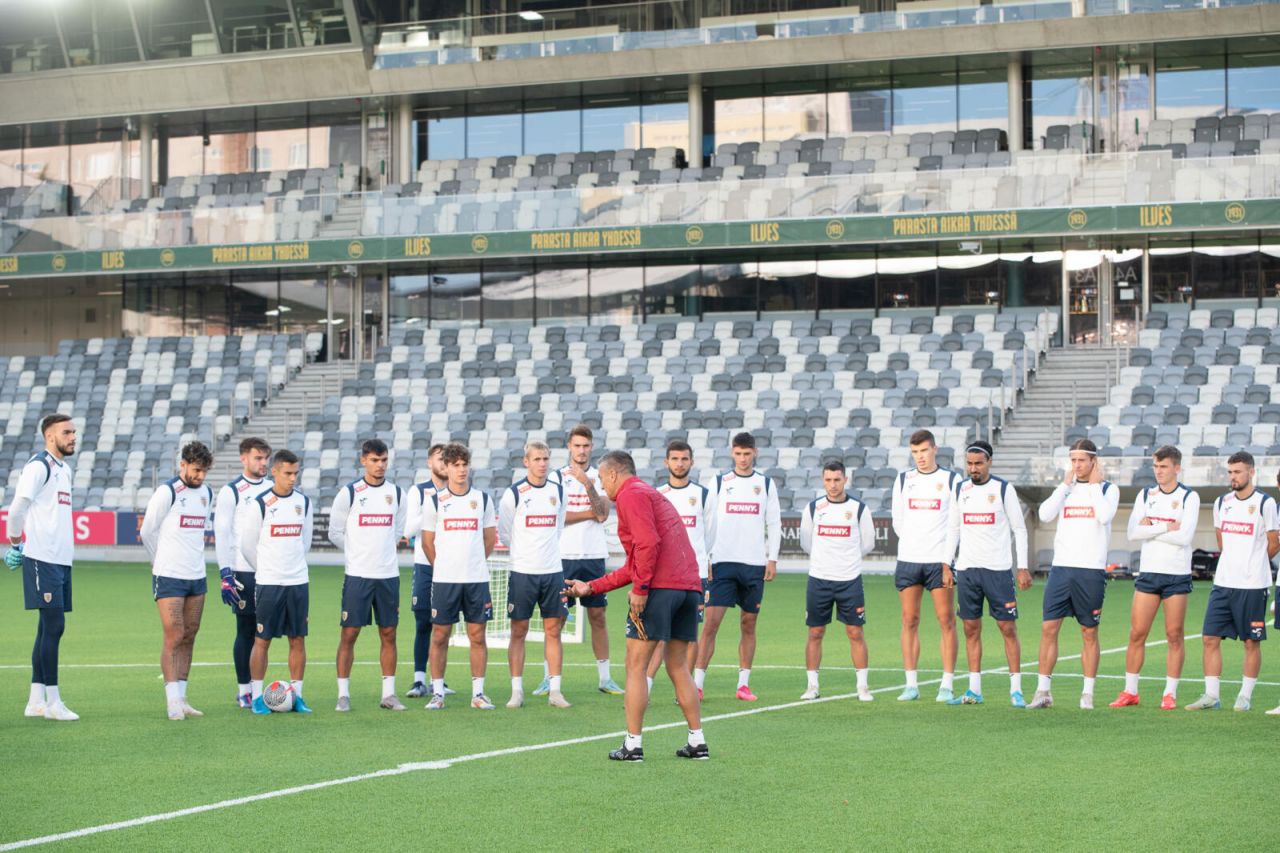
[450, 555, 586, 650]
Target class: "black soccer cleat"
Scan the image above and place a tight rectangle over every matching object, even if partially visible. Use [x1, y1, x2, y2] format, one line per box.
[608, 745, 644, 762]
[676, 742, 710, 760]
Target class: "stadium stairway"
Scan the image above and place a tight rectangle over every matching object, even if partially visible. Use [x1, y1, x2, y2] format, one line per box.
[209, 360, 358, 486]
[993, 347, 1122, 482]
[316, 196, 365, 240]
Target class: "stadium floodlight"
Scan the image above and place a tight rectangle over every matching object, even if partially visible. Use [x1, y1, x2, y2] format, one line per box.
[518, 10, 544, 21]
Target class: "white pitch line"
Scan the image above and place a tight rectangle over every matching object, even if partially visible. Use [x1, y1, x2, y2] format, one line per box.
[0, 635, 1193, 851]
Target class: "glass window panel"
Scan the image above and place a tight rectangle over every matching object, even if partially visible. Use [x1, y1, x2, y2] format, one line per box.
[68, 127, 124, 202]
[1029, 61, 1095, 149]
[230, 270, 279, 333]
[535, 264, 589, 323]
[124, 274, 184, 337]
[640, 94, 689, 151]
[2, 3, 65, 73]
[763, 91, 826, 142]
[483, 262, 534, 324]
[759, 258, 816, 316]
[1194, 242, 1260, 305]
[893, 69, 958, 136]
[389, 263, 432, 330]
[1228, 43, 1280, 115]
[1149, 238, 1193, 307]
[998, 241, 1060, 308]
[1155, 47, 1225, 122]
[58, 0, 141, 68]
[429, 263, 482, 327]
[167, 132, 206, 178]
[939, 256, 1000, 309]
[294, 1, 351, 46]
[878, 250, 937, 311]
[204, 131, 256, 176]
[466, 110, 522, 159]
[1261, 250, 1280, 307]
[701, 260, 758, 318]
[829, 66, 892, 135]
[135, 0, 217, 60]
[817, 255, 876, 313]
[590, 264, 643, 323]
[0, 127, 24, 189]
[279, 269, 328, 334]
[583, 101, 641, 152]
[422, 113, 465, 161]
[23, 125, 68, 187]
[957, 58, 1009, 134]
[183, 272, 230, 336]
[524, 101, 581, 156]
[309, 102, 361, 169]
[213, 0, 298, 53]
[714, 86, 764, 148]
[644, 262, 701, 318]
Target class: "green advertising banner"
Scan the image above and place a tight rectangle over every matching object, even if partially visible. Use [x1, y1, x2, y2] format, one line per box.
[2, 199, 1277, 279]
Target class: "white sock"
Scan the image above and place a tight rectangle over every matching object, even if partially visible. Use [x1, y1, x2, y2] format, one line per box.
[596, 659, 611, 684]
[694, 668, 706, 689]
[1124, 672, 1140, 694]
[646, 676, 654, 691]
[337, 677, 350, 699]
[511, 676, 524, 694]
[1010, 673, 1022, 695]
[1082, 676, 1096, 696]
[968, 672, 982, 694]
[905, 670, 919, 688]
[45, 685, 61, 705]
[237, 682, 250, 696]
[1037, 674, 1052, 692]
[251, 680, 264, 700]
[178, 680, 188, 698]
[1240, 676, 1257, 701]
[1164, 676, 1179, 697]
[413, 671, 426, 685]
[687, 728, 705, 747]
[472, 676, 485, 697]
[855, 668, 869, 690]
[431, 678, 445, 696]
[1205, 675, 1220, 698]
[549, 675, 562, 692]
[806, 669, 819, 689]
[381, 675, 395, 698]
[165, 682, 181, 702]
[28, 683, 44, 705]
[291, 680, 303, 698]
[624, 732, 642, 750]
[941, 672, 955, 691]
[737, 669, 751, 689]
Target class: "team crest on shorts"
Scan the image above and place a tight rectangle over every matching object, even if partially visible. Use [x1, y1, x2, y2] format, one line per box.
[412, 595, 418, 606]
[257, 623, 264, 633]
[237, 600, 246, 610]
[431, 609, 438, 618]
[342, 611, 349, 621]
[508, 603, 514, 613]
[42, 592, 52, 603]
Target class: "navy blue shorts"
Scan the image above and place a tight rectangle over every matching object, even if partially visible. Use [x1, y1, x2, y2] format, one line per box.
[22, 557, 72, 611]
[895, 560, 946, 592]
[410, 563, 433, 612]
[958, 568, 1019, 622]
[698, 577, 709, 623]
[1134, 572, 1193, 599]
[1202, 585, 1268, 642]
[627, 589, 701, 642]
[1042, 566, 1108, 627]
[234, 571, 257, 618]
[508, 571, 568, 622]
[562, 559, 607, 608]
[255, 583, 310, 639]
[708, 562, 765, 613]
[431, 581, 493, 625]
[806, 576, 866, 627]
[341, 576, 400, 628]
[153, 575, 208, 601]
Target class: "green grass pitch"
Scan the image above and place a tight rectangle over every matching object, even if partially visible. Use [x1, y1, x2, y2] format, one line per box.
[2, 563, 1278, 851]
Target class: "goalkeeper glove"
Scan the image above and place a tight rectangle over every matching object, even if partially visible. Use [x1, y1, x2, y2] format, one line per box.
[4, 542, 22, 571]
[219, 567, 243, 607]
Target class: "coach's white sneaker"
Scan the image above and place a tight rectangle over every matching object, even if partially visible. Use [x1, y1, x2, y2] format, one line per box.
[23, 702, 45, 718]
[506, 691, 524, 709]
[44, 702, 79, 722]
[857, 688, 874, 702]
[800, 686, 820, 701]
[181, 702, 203, 718]
[548, 691, 572, 709]
[1079, 693, 1094, 710]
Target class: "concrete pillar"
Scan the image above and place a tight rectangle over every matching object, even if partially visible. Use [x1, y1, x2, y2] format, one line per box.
[139, 114, 153, 198]
[397, 95, 413, 184]
[688, 75, 703, 168]
[1007, 56, 1023, 153]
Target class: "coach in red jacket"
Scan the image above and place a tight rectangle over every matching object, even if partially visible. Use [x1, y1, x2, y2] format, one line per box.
[565, 450, 708, 762]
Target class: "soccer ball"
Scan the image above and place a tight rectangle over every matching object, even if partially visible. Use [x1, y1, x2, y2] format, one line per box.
[263, 680, 295, 713]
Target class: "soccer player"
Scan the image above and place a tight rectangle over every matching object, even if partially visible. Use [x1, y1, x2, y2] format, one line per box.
[890, 429, 960, 702]
[498, 440, 570, 709]
[5, 413, 80, 721]
[1187, 452, 1279, 712]
[645, 440, 716, 693]
[799, 461, 875, 702]
[404, 443, 453, 699]
[1111, 445, 1199, 710]
[565, 451, 708, 762]
[214, 437, 273, 708]
[1029, 438, 1119, 710]
[942, 441, 1031, 708]
[140, 441, 215, 721]
[695, 431, 781, 701]
[329, 439, 407, 712]
[546, 424, 622, 696]
[420, 443, 498, 711]
[240, 450, 315, 715]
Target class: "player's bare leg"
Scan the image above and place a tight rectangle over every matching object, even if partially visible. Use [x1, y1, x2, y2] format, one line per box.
[803, 625, 825, 699]
[507, 618, 529, 707]
[335, 625, 360, 710]
[847, 624, 871, 700]
[426, 623, 451, 708]
[694, 604, 726, 694]
[249, 637, 271, 681]
[158, 598, 188, 719]
[735, 611, 759, 699]
[962, 619, 983, 681]
[1028, 618, 1063, 709]
[287, 635, 306, 682]
[464, 621, 493, 709]
[930, 585, 958, 699]
[1113, 591, 1160, 707]
[541, 616, 569, 707]
[1162, 595, 1188, 681]
[646, 641, 665, 682]
[997, 619, 1023, 705]
[176, 595, 204, 716]
[896, 585, 923, 699]
[666, 637, 707, 757]
[623, 636, 654, 735]
[375, 625, 403, 710]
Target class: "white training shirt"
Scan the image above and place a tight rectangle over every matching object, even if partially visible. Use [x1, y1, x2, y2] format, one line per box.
[239, 488, 313, 586]
[405, 480, 445, 566]
[1037, 480, 1121, 571]
[214, 475, 273, 573]
[709, 469, 782, 566]
[328, 478, 405, 580]
[140, 476, 214, 580]
[420, 486, 496, 584]
[1212, 490, 1278, 590]
[657, 480, 716, 578]
[498, 477, 566, 575]
[6, 451, 75, 566]
[554, 466, 609, 559]
[800, 492, 875, 582]
[891, 467, 960, 563]
[945, 476, 1028, 572]
[1127, 483, 1199, 576]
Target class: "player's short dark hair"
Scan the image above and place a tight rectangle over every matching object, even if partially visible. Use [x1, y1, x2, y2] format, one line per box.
[1153, 445, 1182, 465]
[822, 460, 846, 474]
[666, 439, 692, 456]
[1069, 438, 1098, 455]
[967, 440, 994, 459]
[271, 449, 299, 468]
[909, 429, 936, 447]
[568, 424, 593, 443]
[361, 438, 388, 457]
[600, 450, 636, 476]
[180, 441, 213, 469]
[40, 413, 72, 435]
[441, 443, 471, 466]
[427, 443, 445, 457]
[1227, 450, 1255, 468]
[239, 437, 271, 456]
[731, 432, 756, 450]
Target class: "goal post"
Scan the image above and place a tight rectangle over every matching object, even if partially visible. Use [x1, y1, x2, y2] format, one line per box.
[450, 555, 586, 650]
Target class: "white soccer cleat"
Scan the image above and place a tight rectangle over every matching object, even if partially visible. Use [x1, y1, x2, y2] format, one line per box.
[800, 686, 820, 701]
[181, 702, 203, 718]
[1026, 690, 1053, 710]
[857, 688, 874, 702]
[548, 691, 572, 709]
[425, 694, 445, 711]
[506, 691, 524, 709]
[1079, 693, 1094, 710]
[471, 694, 496, 710]
[167, 701, 185, 721]
[23, 702, 45, 718]
[1265, 704, 1280, 716]
[44, 702, 79, 722]
[1233, 695, 1251, 712]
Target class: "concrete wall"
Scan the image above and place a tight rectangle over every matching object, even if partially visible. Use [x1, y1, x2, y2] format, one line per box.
[0, 277, 122, 355]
